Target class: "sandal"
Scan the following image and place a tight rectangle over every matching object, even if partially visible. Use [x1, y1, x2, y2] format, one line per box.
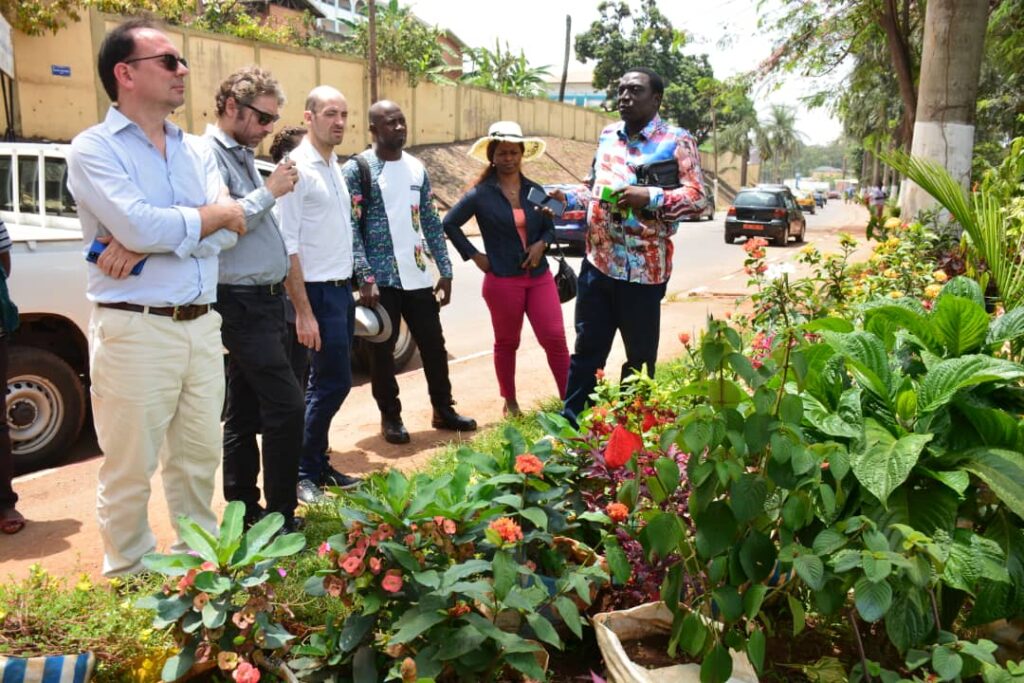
[0, 508, 25, 534]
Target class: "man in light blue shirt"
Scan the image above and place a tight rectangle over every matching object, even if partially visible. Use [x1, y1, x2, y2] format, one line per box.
[67, 18, 246, 577]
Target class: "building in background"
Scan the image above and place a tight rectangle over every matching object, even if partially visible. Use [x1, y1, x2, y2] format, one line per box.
[544, 68, 606, 108]
[307, 0, 363, 34]
[245, 0, 326, 36]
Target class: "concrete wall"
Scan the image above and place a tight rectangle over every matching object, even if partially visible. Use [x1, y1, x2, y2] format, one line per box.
[6, 9, 611, 154]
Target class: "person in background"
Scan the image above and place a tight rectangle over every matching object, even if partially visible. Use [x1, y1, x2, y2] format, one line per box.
[548, 67, 706, 424]
[269, 126, 310, 385]
[202, 66, 305, 533]
[341, 100, 476, 445]
[443, 121, 569, 416]
[67, 19, 246, 576]
[278, 86, 370, 504]
[0, 218, 25, 535]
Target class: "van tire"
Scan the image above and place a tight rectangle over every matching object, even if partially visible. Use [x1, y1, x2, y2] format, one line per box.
[6, 346, 86, 472]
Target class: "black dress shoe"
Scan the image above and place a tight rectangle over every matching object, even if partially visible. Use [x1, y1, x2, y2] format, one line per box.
[322, 467, 363, 489]
[296, 479, 326, 505]
[432, 405, 477, 432]
[381, 415, 411, 444]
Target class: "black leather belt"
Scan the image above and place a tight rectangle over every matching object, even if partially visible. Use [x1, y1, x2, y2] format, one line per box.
[311, 279, 351, 287]
[98, 302, 211, 322]
[218, 281, 285, 296]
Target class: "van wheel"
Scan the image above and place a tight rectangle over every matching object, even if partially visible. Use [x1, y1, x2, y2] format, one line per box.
[6, 347, 86, 472]
[351, 318, 417, 373]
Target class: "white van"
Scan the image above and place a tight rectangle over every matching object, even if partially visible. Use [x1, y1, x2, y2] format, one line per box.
[1, 142, 414, 472]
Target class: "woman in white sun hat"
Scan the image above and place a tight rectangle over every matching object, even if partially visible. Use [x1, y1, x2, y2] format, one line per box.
[443, 121, 569, 417]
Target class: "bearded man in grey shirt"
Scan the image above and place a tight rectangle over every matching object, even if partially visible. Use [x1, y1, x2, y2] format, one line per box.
[202, 66, 305, 532]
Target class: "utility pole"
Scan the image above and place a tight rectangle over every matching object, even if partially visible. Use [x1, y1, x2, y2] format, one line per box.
[558, 15, 571, 103]
[368, 0, 378, 104]
[710, 94, 719, 207]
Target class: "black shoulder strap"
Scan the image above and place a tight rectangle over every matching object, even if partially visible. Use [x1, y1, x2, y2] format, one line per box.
[352, 153, 373, 239]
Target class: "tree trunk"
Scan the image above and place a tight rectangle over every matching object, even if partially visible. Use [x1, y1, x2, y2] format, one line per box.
[368, 0, 378, 104]
[878, 0, 918, 152]
[740, 149, 748, 188]
[558, 15, 570, 102]
[900, 0, 988, 218]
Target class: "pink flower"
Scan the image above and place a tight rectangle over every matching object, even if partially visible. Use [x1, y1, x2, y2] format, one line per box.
[200, 561, 217, 571]
[232, 661, 261, 683]
[514, 454, 544, 476]
[177, 569, 197, 592]
[277, 568, 287, 578]
[318, 541, 330, 558]
[404, 533, 416, 547]
[442, 518, 457, 535]
[381, 571, 403, 593]
[605, 424, 642, 469]
[341, 553, 365, 576]
[369, 557, 383, 575]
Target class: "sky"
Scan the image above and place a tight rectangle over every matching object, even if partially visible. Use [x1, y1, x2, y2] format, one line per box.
[407, 0, 846, 146]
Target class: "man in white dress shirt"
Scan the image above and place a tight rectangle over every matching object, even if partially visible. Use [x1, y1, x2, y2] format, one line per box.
[67, 19, 245, 576]
[278, 86, 374, 503]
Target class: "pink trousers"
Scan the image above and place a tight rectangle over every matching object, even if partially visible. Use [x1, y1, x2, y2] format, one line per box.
[481, 270, 569, 402]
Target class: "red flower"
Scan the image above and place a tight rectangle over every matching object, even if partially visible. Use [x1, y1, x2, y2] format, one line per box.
[514, 454, 544, 476]
[641, 411, 657, 432]
[605, 424, 642, 469]
[489, 517, 524, 544]
[381, 571, 403, 593]
[595, 368, 605, 381]
[341, 553, 365, 576]
[177, 569, 197, 592]
[448, 602, 471, 618]
[233, 662, 260, 683]
[606, 502, 629, 523]
[678, 332, 691, 347]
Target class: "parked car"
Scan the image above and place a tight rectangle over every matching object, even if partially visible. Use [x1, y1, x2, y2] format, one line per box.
[827, 189, 840, 199]
[795, 192, 816, 214]
[724, 187, 806, 247]
[541, 183, 586, 252]
[813, 190, 826, 208]
[0, 143, 414, 472]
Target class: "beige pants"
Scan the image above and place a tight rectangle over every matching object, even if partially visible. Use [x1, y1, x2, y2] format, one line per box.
[89, 306, 225, 577]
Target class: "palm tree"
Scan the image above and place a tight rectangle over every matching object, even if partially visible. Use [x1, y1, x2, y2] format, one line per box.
[719, 109, 760, 187]
[461, 41, 552, 98]
[761, 105, 803, 183]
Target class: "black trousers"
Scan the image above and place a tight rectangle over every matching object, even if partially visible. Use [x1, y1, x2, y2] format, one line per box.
[216, 287, 305, 519]
[0, 337, 15, 510]
[370, 286, 453, 417]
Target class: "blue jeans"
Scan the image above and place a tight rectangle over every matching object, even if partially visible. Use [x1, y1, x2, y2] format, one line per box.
[298, 281, 354, 482]
[562, 259, 667, 423]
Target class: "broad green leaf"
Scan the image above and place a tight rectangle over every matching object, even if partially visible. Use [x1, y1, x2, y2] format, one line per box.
[526, 612, 562, 649]
[813, 528, 847, 555]
[987, 306, 1024, 346]
[932, 645, 964, 681]
[519, 507, 547, 531]
[739, 531, 776, 583]
[917, 355, 1024, 414]
[885, 593, 931, 653]
[553, 596, 583, 639]
[436, 624, 486, 660]
[939, 276, 984, 307]
[803, 394, 861, 439]
[201, 600, 226, 629]
[854, 577, 893, 622]
[176, 517, 219, 564]
[492, 549, 516, 600]
[390, 608, 447, 644]
[679, 611, 708, 657]
[959, 448, 1024, 520]
[683, 421, 714, 455]
[700, 643, 733, 683]
[694, 502, 737, 560]
[712, 586, 743, 622]
[339, 613, 376, 652]
[747, 628, 766, 673]
[605, 539, 631, 584]
[863, 305, 939, 354]
[862, 554, 892, 583]
[822, 330, 893, 400]
[788, 593, 806, 635]
[642, 511, 685, 560]
[729, 474, 767, 522]
[505, 652, 546, 681]
[141, 552, 203, 576]
[793, 554, 825, 591]
[353, 644, 378, 683]
[256, 532, 306, 560]
[931, 295, 990, 356]
[217, 501, 245, 565]
[850, 420, 932, 505]
[232, 512, 285, 566]
[161, 646, 195, 683]
[193, 571, 231, 595]
[655, 457, 681, 496]
[743, 584, 768, 619]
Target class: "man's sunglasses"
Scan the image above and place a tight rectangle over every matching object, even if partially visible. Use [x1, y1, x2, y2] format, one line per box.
[123, 53, 189, 71]
[243, 102, 280, 126]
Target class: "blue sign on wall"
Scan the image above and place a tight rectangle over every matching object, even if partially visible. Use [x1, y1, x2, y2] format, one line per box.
[51, 65, 71, 77]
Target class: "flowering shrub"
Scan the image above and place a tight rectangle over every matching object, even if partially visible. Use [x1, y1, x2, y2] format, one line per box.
[136, 501, 305, 682]
[299, 430, 607, 681]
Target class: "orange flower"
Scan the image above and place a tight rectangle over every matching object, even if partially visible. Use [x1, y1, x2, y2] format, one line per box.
[606, 502, 629, 523]
[595, 368, 605, 380]
[490, 517, 524, 544]
[381, 571, 404, 593]
[678, 332, 691, 346]
[605, 424, 642, 469]
[448, 602, 471, 618]
[514, 454, 544, 476]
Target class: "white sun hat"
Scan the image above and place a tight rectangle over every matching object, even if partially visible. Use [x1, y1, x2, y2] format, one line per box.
[467, 121, 547, 164]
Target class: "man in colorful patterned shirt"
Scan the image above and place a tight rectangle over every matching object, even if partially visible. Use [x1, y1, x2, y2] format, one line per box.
[555, 67, 707, 422]
[341, 100, 476, 444]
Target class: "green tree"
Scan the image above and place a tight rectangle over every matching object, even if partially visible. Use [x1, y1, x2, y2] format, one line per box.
[713, 82, 760, 187]
[760, 104, 804, 183]
[342, 0, 452, 86]
[461, 41, 551, 98]
[574, 0, 715, 142]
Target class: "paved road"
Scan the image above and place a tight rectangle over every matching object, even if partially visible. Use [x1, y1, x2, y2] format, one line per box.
[1, 201, 869, 580]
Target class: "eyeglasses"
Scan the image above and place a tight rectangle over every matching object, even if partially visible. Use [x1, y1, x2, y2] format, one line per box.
[123, 53, 189, 71]
[243, 102, 280, 126]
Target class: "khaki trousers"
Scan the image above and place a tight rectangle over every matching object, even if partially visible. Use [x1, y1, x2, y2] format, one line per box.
[89, 306, 224, 577]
